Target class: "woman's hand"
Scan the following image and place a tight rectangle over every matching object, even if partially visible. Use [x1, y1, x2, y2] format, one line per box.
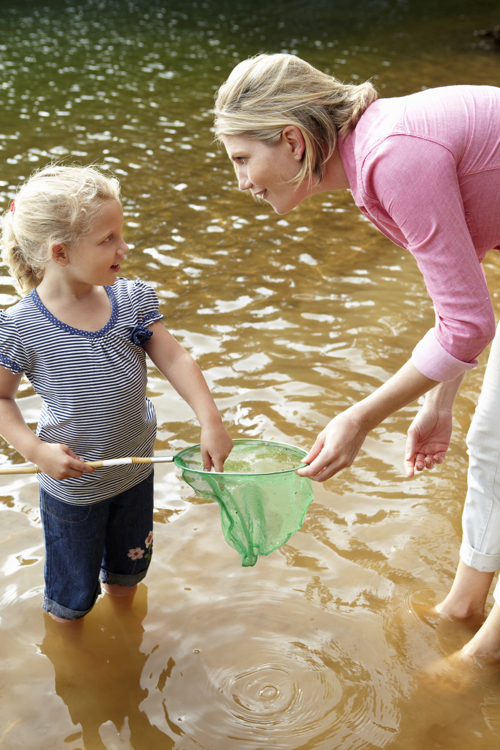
[296, 410, 368, 481]
[296, 361, 442, 482]
[405, 406, 452, 477]
[33, 442, 94, 480]
[404, 375, 463, 477]
[200, 419, 234, 472]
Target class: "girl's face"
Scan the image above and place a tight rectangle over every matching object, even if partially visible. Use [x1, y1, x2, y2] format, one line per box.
[68, 200, 129, 287]
[221, 130, 310, 215]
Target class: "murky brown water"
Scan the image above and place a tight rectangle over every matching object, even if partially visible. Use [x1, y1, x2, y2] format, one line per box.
[1, 1, 500, 748]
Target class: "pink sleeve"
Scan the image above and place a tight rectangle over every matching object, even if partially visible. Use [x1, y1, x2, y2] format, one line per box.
[365, 136, 495, 381]
[412, 329, 477, 381]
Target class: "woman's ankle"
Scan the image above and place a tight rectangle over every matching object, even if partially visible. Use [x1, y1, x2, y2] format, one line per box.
[437, 561, 494, 620]
[436, 598, 485, 621]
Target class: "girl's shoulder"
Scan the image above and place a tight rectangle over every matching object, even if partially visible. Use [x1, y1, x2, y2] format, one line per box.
[110, 277, 163, 328]
[111, 277, 159, 308]
[0, 289, 37, 324]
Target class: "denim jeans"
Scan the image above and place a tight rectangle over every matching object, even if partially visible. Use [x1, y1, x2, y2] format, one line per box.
[40, 471, 154, 620]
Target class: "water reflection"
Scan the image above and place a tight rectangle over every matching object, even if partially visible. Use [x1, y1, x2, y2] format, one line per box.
[1, 0, 500, 748]
[40, 586, 171, 750]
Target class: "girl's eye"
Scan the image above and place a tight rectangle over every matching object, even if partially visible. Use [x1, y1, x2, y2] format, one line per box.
[103, 234, 113, 242]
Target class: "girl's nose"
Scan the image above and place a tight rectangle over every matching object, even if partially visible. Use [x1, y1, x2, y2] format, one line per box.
[118, 238, 129, 255]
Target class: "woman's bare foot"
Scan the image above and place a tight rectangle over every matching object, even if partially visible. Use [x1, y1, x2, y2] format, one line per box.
[418, 604, 500, 698]
[460, 603, 500, 666]
[422, 646, 500, 699]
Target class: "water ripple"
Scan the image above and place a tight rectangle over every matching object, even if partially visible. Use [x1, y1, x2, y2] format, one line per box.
[141, 585, 399, 749]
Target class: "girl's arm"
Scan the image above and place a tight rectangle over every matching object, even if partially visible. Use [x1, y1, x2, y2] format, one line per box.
[0, 366, 92, 479]
[297, 359, 438, 481]
[144, 321, 233, 471]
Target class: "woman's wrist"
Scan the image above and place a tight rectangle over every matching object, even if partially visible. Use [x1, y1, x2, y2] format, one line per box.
[345, 360, 439, 435]
[423, 374, 464, 411]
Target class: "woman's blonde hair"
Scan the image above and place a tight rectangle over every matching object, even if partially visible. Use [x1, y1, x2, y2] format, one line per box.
[214, 53, 377, 186]
[1, 164, 121, 295]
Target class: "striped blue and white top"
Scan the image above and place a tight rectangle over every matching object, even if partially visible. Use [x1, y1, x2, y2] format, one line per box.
[0, 277, 163, 504]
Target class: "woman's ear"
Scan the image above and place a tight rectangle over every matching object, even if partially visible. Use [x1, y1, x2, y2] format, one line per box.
[281, 125, 305, 161]
[51, 243, 69, 266]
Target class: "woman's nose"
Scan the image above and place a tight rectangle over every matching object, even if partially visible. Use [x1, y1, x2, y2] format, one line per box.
[238, 167, 252, 191]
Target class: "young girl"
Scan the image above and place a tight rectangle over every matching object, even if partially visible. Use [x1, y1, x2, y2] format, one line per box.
[0, 164, 233, 623]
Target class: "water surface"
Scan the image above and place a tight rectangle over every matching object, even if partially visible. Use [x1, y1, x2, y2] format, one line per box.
[1, 1, 500, 748]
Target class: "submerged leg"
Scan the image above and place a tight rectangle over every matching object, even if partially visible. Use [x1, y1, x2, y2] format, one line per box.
[461, 602, 500, 664]
[103, 583, 138, 597]
[436, 560, 494, 624]
[49, 612, 85, 624]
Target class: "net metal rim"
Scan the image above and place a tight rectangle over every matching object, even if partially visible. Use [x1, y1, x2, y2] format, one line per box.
[174, 438, 309, 477]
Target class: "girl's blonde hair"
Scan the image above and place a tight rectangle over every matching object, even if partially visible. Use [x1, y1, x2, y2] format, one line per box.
[214, 53, 377, 186]
[1, 164, 121, 295]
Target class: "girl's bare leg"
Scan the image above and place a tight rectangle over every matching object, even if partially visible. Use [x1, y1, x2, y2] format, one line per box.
[49, 613, 84, 624]
[103, 583, 138, 597]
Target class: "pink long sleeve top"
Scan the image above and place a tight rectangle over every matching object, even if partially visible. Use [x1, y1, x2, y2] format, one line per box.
[337, 85, 500, 381]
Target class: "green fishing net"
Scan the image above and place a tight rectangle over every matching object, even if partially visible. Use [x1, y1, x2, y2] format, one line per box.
[174, 439, 314, 567]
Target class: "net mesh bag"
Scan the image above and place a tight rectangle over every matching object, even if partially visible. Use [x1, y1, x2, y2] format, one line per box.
[175, 439, 314, 567]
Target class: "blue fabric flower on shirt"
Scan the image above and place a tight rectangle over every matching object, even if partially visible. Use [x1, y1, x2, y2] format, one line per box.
[130, 324, 153, 346]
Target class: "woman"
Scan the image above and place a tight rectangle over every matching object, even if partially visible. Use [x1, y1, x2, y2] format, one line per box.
[214, 53, 500, 667]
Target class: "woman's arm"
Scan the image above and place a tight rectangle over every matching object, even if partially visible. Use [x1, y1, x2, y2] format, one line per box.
[0, 367, 92, 478]
[297, 359, 439, 481]
[144, 321, 233, 470]
[404, 373, 464, 477]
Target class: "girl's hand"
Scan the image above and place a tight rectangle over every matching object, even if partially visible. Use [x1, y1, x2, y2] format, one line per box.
[33, 442, 94, 480]
[199, 420, 233, 472]
[405, 406, 452, 478]
[296, 411, 368, 482]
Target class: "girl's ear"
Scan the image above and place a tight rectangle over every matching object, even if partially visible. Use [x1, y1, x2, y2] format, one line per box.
[51, 243, 69, 266]
[281, 125, 305, 161]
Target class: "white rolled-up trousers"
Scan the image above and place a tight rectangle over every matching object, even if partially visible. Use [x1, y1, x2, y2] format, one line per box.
[461, 323, 500, 604]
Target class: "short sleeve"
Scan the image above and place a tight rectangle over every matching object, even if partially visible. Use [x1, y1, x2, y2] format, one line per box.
[0, 310, 28, 375]
[129, 280, 164, 328]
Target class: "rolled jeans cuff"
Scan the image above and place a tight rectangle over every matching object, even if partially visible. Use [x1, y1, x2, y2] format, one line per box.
[459, 539, 500, 573]
[101, 562, 151, 587]
[43, 581, 101, 621]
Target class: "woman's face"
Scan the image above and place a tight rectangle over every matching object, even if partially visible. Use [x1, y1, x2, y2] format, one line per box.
[221, 130, 309, 215]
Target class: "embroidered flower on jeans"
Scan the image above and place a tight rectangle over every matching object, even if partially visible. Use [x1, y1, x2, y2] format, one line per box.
[130, 324, 153, 346]
[145, 531, 153, 549]
[128, 547, 144, 560]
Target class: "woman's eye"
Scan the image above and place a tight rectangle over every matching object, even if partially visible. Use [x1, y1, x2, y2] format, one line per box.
[237, 157, 247, 165]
